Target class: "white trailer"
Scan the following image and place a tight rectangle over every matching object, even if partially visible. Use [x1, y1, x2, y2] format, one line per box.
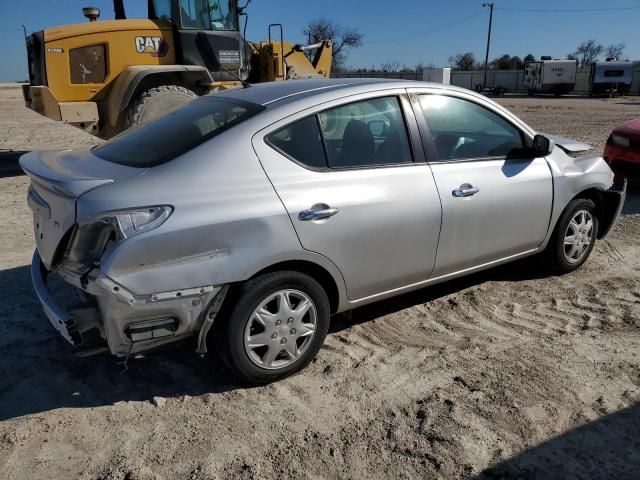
[590, 59, 633, 95]
[523, 58, 577, 96]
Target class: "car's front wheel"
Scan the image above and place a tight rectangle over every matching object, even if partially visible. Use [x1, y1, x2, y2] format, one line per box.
[545, 198, 599, 274]
[214, 271, 330, 384]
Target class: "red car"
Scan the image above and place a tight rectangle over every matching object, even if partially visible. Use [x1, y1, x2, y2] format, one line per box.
[604, 117, 640, 183]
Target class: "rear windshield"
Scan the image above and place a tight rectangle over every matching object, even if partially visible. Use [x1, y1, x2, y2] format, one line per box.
[94, 96, 264, 167]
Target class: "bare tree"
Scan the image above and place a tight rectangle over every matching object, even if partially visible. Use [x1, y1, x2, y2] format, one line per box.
[605, 42, 626, 60]
[379, 60, 401, 72]
[491, 54, 511, 70]
[510, 56, 524, 70]
[414, 61, 436, 72]
[572, 39, 604, 68]
[448, 52, 476, 71]
[303, 18, 363, 69]
[490, 54, 523, 70]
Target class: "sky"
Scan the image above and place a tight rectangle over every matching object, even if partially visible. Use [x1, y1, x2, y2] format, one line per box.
[1, 0, 639, 81]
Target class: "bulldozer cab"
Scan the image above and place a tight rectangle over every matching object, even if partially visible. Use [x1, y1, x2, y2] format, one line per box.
[145, 0, 246, 79]
[147, 0, 239, 31]
[149, 0, 239, 31]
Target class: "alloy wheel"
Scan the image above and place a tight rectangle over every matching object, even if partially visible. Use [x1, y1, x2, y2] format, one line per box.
[563, 209, 594, 264]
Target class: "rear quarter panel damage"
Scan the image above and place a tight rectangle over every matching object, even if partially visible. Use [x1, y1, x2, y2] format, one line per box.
[76, 128, 348, 306]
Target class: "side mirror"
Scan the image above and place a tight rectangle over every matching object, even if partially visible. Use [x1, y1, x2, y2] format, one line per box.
[532, 134, 553, 157]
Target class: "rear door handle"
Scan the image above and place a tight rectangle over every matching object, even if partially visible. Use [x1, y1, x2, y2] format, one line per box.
[452, 183, 479, 198]
[298, 204, 339, 221]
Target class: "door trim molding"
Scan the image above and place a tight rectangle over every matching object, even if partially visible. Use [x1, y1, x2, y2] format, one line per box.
[346, 247, 539, 307]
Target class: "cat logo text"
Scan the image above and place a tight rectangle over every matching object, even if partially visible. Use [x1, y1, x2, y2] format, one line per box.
[135, 36, 169, 57]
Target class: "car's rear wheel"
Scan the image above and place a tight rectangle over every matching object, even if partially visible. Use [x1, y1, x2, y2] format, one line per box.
[545, 198, 598, 274]
[213, 271, 330, 384]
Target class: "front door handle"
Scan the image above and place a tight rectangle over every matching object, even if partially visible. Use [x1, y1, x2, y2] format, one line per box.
[298, 204, 339, 221]
[452, 183, 480, 198]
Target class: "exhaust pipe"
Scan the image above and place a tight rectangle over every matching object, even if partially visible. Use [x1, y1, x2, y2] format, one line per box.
[114, 0, 127, 19]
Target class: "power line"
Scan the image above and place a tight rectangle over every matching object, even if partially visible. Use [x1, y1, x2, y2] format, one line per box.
[496, 6, 640, 13]
[361, 5, 639, 45]
[363, 11, 485, 45]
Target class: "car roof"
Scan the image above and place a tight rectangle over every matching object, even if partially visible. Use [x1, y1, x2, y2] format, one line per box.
[215, 78, 467, 107]
[212, 78, 536, 137]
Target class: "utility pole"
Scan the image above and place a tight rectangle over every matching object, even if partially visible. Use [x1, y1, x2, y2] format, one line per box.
[482, 3, 494, 90]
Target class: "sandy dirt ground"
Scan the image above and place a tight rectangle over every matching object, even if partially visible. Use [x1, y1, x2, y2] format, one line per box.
[1, 85, 640, 480]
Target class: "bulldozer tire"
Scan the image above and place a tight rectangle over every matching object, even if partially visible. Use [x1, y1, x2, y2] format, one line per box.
[125, 85, 197, 128]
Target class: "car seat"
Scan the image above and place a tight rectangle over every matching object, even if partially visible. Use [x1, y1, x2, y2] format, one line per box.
[337, 120, 375, 167]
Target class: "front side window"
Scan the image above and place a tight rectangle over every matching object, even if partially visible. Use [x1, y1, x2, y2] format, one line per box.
[419, 94, 524, 161]
[94, 97, 264, 167]
[318, 96, 413, 168]
[179, 0, 238, 30]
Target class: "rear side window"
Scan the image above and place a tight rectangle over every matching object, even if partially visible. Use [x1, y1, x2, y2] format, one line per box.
[319, 96, 413, 168]
[266, 116, 327, 169]
[94, 96, 264, 167]
[266, 96, 413, 170]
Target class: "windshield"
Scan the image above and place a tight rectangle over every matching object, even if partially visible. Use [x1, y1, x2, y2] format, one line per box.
[94, 96, 263, 167]
[178, 0, 239, 30]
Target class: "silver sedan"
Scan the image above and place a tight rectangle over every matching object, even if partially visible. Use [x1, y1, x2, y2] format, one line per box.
[21, 79, 625, 384]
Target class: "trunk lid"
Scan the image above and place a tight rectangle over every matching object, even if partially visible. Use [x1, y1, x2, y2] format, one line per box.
[20, 150, 146, 269]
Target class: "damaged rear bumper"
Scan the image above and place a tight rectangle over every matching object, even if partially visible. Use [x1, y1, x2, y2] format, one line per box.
[31, 250, 83, 346]
[30, 249, 228, 357]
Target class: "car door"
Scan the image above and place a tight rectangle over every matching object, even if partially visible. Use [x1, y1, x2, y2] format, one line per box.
[409, 90, 553, 276]
[253, 92, 442, 301]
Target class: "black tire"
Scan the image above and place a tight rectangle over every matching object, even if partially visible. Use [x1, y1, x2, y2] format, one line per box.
[545, 198, 599, 274]
[213, 271, 330, 385]
[125, 85, 197, 129]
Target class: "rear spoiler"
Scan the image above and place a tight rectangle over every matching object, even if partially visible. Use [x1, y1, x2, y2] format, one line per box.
[542, 134, 592, 155]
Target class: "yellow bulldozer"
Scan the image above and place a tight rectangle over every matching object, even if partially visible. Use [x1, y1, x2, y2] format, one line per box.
[22, 0, 332, 138]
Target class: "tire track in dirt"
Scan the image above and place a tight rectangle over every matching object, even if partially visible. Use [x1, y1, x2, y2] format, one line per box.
[313, 224, 640, 404]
